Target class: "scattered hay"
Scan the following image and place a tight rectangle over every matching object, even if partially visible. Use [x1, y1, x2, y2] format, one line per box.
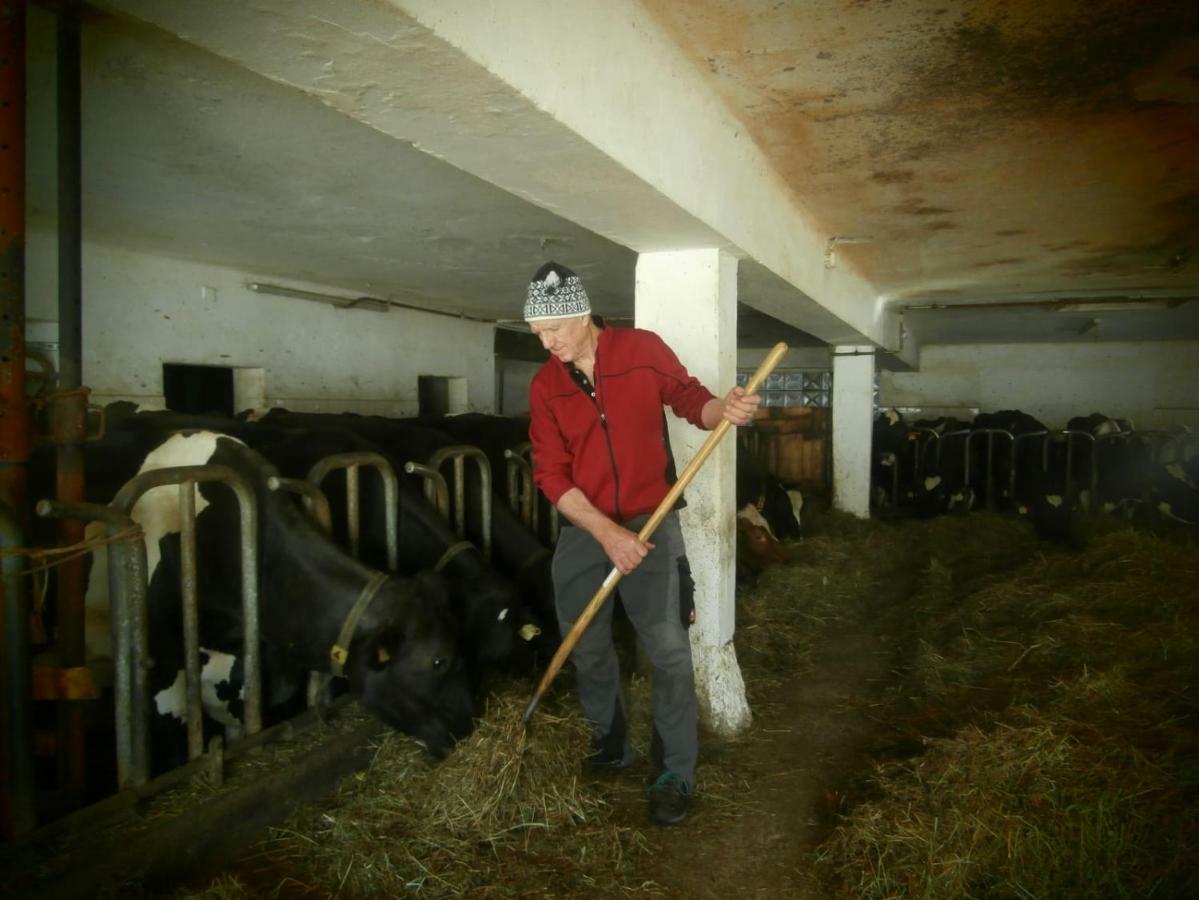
[818, 527, 1199, 898]
[822, 708, 1195, 899]
[243, 690, 658, 898]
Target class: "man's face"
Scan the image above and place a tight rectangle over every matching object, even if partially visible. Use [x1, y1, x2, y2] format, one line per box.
[530, 315, 592, 364]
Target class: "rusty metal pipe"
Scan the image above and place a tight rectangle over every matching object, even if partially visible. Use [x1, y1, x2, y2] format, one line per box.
[36, 498, 150, 788]
[1, 501, 34, 837]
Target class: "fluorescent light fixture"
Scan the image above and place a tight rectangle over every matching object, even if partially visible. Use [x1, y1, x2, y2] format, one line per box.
[247, 282, 390, 312]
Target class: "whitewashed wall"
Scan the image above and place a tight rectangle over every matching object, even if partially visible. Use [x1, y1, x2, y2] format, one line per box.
[881, 342, 1199, 429]
[26, 233, 496, 416]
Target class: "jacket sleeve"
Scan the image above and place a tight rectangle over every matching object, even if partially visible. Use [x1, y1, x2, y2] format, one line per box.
[528, 378, 576, 506]
[651, 333, 717, 429]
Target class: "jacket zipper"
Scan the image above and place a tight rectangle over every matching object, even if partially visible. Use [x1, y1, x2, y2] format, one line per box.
[591, 349, 624, 522]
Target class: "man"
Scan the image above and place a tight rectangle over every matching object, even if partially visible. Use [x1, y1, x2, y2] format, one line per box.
[525, 261, 759, 825]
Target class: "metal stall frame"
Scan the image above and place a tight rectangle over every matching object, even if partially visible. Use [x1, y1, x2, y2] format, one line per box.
[427, 446, 492, 560]
[1, 501, 35, 837]
[266, 477, 336, 710]
[964, 428, 1015, 510]
[1010, 430, 1050, 501]
[1041, 430, 1098, 511]
[38, 462, 260, 788]
[403, 461, 450, 520]
[503, 441, 558, 544]
[306, 452, 399, 572]
[36, 500, 147, 788]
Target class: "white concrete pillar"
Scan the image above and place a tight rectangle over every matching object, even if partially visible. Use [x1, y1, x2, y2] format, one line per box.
[634, 249, 750, 735]
[832, 345, 876, 518]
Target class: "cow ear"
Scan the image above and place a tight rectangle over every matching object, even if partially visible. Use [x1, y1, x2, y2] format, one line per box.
[367, 627, 402, 671]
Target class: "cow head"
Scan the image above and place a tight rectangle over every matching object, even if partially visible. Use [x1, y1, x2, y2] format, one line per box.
[345, 572, 475, 756]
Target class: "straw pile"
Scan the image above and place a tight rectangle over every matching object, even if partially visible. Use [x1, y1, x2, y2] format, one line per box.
[817, 528, 1199, 898]
[236, 690, 658, 898]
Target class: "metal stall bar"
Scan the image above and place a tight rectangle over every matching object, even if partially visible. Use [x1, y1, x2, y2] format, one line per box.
[1010, 430, 1048, 501]
[504, 441, 558, 544]
[1041, 430, 1098, 511]
[36, 499, 150, 789]
[53, 0, 90, 804]
[427, 446, 492, 560]
[267, 477, 335, 711]
[403, 462, 450, 520]
[111, 465, 261, 747]
[505, 448, 536, 530]
[910, 427, 940, 486]
[965, 429, 1014, 510]
[266, 476, 333, 535]
[1, 502, 35, 837]
[307, 452, 399, 572]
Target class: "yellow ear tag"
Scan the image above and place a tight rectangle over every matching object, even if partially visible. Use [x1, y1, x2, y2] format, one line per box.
[376, 645, 391, 663]
[519, 624, 542, 642]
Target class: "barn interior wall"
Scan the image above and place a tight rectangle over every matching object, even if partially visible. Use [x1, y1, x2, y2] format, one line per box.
[24, 233, 497, 417]
[879, 342, 1199, 430]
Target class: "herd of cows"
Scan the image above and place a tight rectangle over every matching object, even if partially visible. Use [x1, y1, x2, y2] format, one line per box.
[871, 408, 1199, 531]
[46, 402, 1186, 784]
[41, 408, 562, 773]
[42, 406, 803, 779]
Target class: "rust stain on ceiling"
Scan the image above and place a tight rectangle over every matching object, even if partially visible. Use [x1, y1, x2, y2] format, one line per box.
[641, 0, 1199, 306]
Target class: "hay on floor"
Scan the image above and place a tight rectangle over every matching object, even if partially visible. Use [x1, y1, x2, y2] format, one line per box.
[817, 529, 1199, 899]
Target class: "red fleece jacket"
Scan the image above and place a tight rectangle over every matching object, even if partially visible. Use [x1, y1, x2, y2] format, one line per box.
[528, 327, 716, 521]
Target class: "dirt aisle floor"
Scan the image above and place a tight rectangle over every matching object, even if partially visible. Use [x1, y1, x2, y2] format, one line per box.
[611, 625, 890, 899]
[592, 532, 925, 899]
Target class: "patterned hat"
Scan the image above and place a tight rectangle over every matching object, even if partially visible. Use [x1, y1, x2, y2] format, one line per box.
[523, 261, 591, 322]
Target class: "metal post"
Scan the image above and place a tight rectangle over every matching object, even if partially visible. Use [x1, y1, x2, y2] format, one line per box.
[51, 0, 90, 804]
[36, 499, 150, 789]
[0, 0, 34, 840]
[403, 461, 450, 520]
[266, 475, 333, 534]
[1, 501, 35, 837]
[504, 448, 536, 530]
[307, 452, 399, 571]
[178, 481, 204, 760]
[266, 477, 335, 711]
[427, 446, 492, 561]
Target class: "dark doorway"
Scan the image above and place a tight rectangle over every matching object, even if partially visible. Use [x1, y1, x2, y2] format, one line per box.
[418, 375, 450, 418]
[163, 363, 234, 417]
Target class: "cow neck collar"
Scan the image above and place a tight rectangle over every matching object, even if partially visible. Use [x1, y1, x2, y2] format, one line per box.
[329, 570, 390, 678]
[433, 540, 475, 573]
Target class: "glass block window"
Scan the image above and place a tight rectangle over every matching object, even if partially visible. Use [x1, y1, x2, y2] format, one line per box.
[737, 369, 831, 408]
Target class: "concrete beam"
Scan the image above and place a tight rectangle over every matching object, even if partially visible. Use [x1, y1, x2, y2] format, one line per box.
[100, 0, 887, 348]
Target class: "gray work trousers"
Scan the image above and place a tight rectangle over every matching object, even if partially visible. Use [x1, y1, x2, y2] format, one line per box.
[552, 512, 698, 789]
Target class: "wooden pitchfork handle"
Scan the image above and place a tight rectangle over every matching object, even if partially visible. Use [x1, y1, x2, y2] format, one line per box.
[521, 341, 789, 726]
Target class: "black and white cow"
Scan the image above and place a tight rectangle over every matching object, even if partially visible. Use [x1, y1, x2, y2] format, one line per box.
[736, 450, 802, 541]
[79, 426, 476, 768]
[908, 416, 975, 514]
[872, 408, 914, 510]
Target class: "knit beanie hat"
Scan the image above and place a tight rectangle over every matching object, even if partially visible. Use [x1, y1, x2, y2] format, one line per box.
[523, 261, 591, 322]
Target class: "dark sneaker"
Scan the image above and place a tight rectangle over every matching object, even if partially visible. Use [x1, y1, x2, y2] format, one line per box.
[646, 771, 691, 825]
[586, 747, 636, 774]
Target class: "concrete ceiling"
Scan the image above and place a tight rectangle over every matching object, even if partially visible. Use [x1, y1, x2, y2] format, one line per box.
[29, 1, 1199, 353]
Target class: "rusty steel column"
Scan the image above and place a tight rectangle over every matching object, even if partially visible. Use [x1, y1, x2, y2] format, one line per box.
[0, 0, 33, 839]
[54, 0, 88, 804]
